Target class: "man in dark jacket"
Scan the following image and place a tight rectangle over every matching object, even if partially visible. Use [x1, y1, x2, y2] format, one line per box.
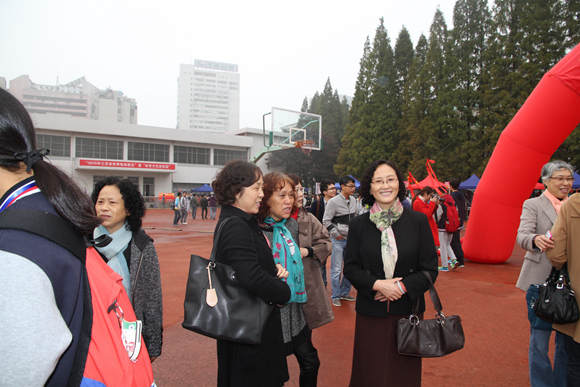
[449, 179, 467, 267]
[309, 179, 336, 223]
[309, 179, 336, 287]
[200, 194, 209, 219]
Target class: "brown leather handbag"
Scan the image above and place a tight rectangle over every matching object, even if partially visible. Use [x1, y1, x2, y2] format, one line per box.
[396, 271, 465, 357]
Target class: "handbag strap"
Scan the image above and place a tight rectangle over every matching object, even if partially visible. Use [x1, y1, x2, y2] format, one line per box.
[209, 217, 233, 262]
[546, 263, 571, 285]
[412, 271, 444, 316]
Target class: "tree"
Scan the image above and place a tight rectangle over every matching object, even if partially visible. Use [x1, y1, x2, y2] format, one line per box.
[441, 0, 491, 180]
[335, 37, 373, 176]
[394, 33, 429, 176]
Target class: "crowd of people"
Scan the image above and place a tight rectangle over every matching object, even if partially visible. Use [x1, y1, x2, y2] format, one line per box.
[172, 192, 216, 226]
[2, 84, 580, 386]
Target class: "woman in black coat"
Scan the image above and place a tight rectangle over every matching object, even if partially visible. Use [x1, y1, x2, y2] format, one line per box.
[343, 159, 438, 387]
[211, 160, 292, 387]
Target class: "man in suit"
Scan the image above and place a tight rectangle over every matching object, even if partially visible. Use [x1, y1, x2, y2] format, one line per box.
[516, 160, 574, 387]
[310, 179, 336, 287]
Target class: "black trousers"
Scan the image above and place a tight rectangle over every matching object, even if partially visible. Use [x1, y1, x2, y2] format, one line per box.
[450, 230, 464, 266]
[565, 333, 580, 386]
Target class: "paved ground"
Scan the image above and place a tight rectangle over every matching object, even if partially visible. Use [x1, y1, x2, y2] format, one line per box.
[145, 209, 545, 386]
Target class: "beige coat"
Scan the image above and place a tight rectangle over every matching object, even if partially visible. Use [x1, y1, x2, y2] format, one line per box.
[516, 193, 558, 291]
[296, 207, 334, 329]
[546, 193, 580, 343]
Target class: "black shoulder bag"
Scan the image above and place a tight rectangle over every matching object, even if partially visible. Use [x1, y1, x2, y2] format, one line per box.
[534, 263, 579, 325]
[182, 217, 275, 344]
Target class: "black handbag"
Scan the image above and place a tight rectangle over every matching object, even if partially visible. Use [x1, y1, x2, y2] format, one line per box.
[533, 263, 579, 325]
[397, 271, 465, 357]
[182, 217, 275, 344]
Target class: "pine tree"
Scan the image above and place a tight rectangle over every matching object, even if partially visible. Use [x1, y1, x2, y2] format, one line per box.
[411, 8, 450, 179]
[335, 37, 373, 176]
[394, 34, 429, 175]
[442, 0, 491, 180]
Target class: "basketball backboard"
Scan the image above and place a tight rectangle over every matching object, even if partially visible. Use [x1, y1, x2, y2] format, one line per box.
[270, 107, 322, 150]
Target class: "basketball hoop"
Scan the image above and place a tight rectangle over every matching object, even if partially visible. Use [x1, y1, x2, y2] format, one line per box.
[295, 140, 315, 155]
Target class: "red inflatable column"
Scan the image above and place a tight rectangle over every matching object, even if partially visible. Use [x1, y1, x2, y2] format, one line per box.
[463, 44, 580, 263]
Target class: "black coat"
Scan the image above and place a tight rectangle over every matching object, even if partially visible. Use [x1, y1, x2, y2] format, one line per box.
[214, 205, 291, 387]
[344, 208, 438, 317]
[308, 198, 326, 224]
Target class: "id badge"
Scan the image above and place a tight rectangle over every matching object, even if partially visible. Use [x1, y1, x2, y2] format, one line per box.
[121, 318, 143, 362]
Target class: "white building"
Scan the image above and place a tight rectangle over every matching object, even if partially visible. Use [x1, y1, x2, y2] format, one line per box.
[9, 75, 138, 124]
[32, 114, 255, 205]
[177, 60, 240, 132]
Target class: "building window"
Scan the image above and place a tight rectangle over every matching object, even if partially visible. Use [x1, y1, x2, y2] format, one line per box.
[93, 175, 107, 192]
[36, 134, 71, 157]
[76, 138, 123, 159]
[143, 177, 155, 197]
[213, 149, 247, 166]
[128, 142, 169, 162]
[128, 176, 139, 186]
[174, 146, 210, 165]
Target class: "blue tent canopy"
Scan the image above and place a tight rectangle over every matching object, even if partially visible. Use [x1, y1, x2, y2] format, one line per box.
[191, 184, 213, 192]
[459, 174, 480, 190]
[574, 172, 580, 189]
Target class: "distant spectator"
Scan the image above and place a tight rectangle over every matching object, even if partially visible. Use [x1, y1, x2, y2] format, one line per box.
[190, 194, 198, 220]
[310, 179, 336, 287]
[209, 194, 217, 220]
[200, 194, 209, 219]
[449, 179, 467, 268]
[323, 176, 358, 306]
[173, 192, 182, 226]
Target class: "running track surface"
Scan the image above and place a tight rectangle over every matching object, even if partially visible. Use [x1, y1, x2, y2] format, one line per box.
[145, 208, 544, 386]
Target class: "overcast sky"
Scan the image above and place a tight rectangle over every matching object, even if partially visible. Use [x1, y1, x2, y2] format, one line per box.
[0, 0, 460, 130]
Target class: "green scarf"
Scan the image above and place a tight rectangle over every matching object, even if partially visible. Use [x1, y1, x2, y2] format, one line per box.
[264, 216, 306, 303]
[368, 199, 404, 279]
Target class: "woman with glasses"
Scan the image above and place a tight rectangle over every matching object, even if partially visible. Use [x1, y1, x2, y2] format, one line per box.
[257, 172, 321, 387]
[516, 160, 575, 387]
[343, 159, 438, 387]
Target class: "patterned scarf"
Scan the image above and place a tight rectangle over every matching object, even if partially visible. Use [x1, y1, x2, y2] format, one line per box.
[368, 199, 404, 279]
[94, 222, 133, 298]
[264, 216, 306, 303]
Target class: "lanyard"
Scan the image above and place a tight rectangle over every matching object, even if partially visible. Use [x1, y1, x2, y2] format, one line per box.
[0, 180, 40, 213]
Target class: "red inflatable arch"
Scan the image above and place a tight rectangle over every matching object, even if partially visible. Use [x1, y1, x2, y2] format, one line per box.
[463, 43, 580, 263]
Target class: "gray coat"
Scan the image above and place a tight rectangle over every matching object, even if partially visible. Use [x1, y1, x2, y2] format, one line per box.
[515, 193, 558, 291]
[296, 208, 334, 329]
[127, 229, 163, 357]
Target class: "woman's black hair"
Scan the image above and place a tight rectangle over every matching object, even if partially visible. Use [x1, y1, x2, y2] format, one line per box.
[359, 159, 407, 207]
[91, 176, 146, 232]
[0, 88, 100, 235]
[212, 160, 262, 206]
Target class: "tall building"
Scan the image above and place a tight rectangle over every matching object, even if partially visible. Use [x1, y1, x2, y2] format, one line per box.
[176, 60, 240, 132]
[8, 75, 138, 124]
